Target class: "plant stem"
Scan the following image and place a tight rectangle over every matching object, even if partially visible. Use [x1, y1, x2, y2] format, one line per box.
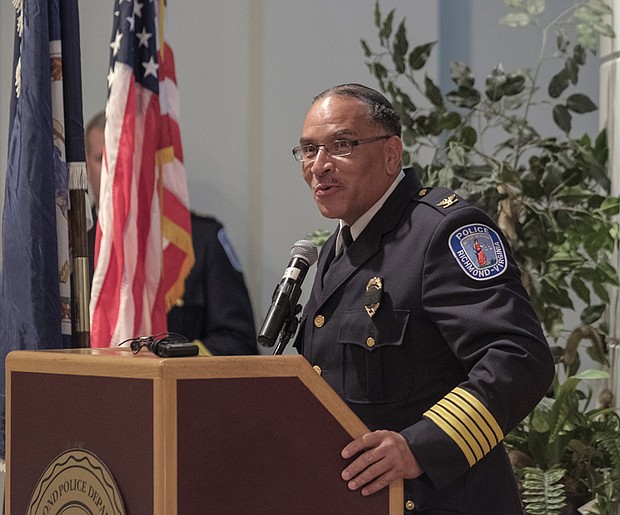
[515, 2, 583, 169]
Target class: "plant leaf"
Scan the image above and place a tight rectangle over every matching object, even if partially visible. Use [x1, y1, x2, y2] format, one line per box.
[424, 76, 444, 107]
[548, 69, 569, 98]
[521, 467, 567, 515]
[500, 12, 531, 27]
[393, 20, 408, 73]
[380, 9, 395, 41]
[566, 93, 597, 113]
[409, 42, 435, 71]
[552, 104, 571, 133]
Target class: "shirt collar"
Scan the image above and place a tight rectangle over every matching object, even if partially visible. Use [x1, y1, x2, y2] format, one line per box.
[335, 169, 406, 252]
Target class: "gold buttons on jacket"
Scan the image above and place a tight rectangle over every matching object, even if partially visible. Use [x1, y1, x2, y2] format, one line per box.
[312, 365, 322, 376]
[405, 500, 415, 510]
[314, 315, 325, 328]
[366, 337, 376, 348]
[174, 297, 185, 307]
[418, 188, 428, 197]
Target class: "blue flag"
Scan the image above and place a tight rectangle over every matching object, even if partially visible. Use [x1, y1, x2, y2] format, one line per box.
[0, 0, 84, 459]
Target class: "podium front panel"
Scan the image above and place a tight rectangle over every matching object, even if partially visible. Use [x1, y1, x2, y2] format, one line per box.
[177, 376, 389, 514]
[6, 349, 402, 514]
[10, 371, 154, 514]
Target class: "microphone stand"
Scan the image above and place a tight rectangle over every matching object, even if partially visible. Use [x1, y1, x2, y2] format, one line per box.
[273, 304, 302, 355]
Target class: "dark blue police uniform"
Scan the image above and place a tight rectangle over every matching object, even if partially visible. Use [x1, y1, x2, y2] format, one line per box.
[167, 213, 257, 355]
[295, 169, 554, 514]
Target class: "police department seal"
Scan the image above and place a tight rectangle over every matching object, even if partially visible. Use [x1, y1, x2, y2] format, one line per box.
[27, 449, 125, 515]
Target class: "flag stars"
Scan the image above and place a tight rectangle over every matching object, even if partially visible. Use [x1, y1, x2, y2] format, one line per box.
[110, 31, 123, 57]
[126, 14, 135, 32]
[136, 26, 152, 48]
[107, 65, 117, 89]
[142, 56, 158, 78]
[133, 1, 144, 18]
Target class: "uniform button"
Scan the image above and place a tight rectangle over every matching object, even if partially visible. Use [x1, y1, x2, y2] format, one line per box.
[366, 337, 376, 348]
[312, 365, 322, 376]
[314, 315, 325, 328]
[174, 297, 185, 307]
[405, 500, 415, 511]
[418, 188, 428, 197]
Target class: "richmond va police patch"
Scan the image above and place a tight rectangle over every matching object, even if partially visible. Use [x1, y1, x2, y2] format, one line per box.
[448, 223, 507, 281]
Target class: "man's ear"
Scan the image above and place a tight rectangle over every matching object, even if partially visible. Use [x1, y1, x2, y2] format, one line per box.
[385, 135, 403, 176]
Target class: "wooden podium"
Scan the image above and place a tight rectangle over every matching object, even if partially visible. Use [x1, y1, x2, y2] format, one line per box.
[6, 349, 403, 514]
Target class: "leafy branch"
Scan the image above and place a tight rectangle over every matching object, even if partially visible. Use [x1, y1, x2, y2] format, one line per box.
[361, 0, 619, 349]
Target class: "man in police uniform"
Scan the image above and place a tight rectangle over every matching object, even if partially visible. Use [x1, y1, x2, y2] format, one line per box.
[167, 212, 257, 356]
[292, 84, 554, 514]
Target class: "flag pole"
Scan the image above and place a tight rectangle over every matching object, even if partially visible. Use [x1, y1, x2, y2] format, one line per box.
[60, 0, 90, 347]
[68, 179, 91, 348]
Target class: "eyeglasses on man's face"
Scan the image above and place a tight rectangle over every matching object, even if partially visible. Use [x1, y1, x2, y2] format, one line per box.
[292, 134, 393, 162]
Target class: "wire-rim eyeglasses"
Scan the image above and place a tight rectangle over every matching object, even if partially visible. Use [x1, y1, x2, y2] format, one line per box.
[292, 134, 393, 162]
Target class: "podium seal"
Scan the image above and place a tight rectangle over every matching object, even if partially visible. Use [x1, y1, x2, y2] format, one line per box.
[27, 449, 125, 515]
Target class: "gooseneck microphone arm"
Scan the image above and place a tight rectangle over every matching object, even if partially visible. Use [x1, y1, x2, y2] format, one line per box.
[272, 304, 302, 355]
[257, 240, 318, 350]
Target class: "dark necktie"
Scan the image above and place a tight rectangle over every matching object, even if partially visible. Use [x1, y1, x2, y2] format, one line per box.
[323, 226, 352, 287]
[340, 225, 353, 248]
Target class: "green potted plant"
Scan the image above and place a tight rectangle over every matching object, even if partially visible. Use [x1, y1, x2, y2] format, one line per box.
[359, 0, 620, 513]
[507, 369, 620, 514]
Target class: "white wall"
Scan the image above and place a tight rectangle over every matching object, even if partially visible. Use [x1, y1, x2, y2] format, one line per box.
[0, 1, 601, 349]
[161, 0, 439, 329]
[0, 1, 438, 335]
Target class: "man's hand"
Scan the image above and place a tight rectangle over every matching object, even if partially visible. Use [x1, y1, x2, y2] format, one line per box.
[341, 430, 423, 496]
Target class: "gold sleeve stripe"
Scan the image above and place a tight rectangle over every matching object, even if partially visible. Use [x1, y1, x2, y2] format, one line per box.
[442, 394, 497, 450]
[451, 388, 503, 442]
[193, 340, 213, 357]
[434, 400, 491, 456]
[423, 387, 504, 467]
[429, 403, 485, 460]
[424, 409, 477, 466]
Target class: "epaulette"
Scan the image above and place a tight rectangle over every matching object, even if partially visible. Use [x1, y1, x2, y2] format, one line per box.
[415, 186, 466, 216]
[191, 210, 209, 218]
[191, 210, 218, 223]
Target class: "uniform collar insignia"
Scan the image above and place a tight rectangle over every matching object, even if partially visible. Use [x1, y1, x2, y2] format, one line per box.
[437, 193, 458, 209]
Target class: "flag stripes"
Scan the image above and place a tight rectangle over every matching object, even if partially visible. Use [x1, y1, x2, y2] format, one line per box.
[90, 0, 193, 347]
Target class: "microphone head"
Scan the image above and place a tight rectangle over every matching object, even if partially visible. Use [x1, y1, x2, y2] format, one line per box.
[291, 239, 318, 266]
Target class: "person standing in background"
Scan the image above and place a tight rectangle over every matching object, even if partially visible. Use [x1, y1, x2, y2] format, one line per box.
[85, 111, 257, 355]
[84, 111, 105, 284]
[166, 210, 257, 355]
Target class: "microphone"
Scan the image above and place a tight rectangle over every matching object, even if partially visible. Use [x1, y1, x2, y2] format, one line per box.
[257, 239, 318, 347]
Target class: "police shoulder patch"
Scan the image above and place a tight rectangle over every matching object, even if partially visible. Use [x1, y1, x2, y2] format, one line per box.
[217, 228, 243, 273]
[448, 223, 507, 281]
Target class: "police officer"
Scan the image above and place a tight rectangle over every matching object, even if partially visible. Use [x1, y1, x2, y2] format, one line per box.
[292, 84, 554, 514]
[167, 212, 257, 356]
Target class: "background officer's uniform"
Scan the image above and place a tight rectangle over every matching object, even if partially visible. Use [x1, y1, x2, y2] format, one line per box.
[168, 212, 257, 356]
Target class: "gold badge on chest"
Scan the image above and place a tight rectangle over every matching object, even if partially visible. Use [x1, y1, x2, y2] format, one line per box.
[364, 277, 383, 318]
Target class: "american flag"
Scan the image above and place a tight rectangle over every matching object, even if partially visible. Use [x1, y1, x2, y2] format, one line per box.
[90, 0, 194, 347]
